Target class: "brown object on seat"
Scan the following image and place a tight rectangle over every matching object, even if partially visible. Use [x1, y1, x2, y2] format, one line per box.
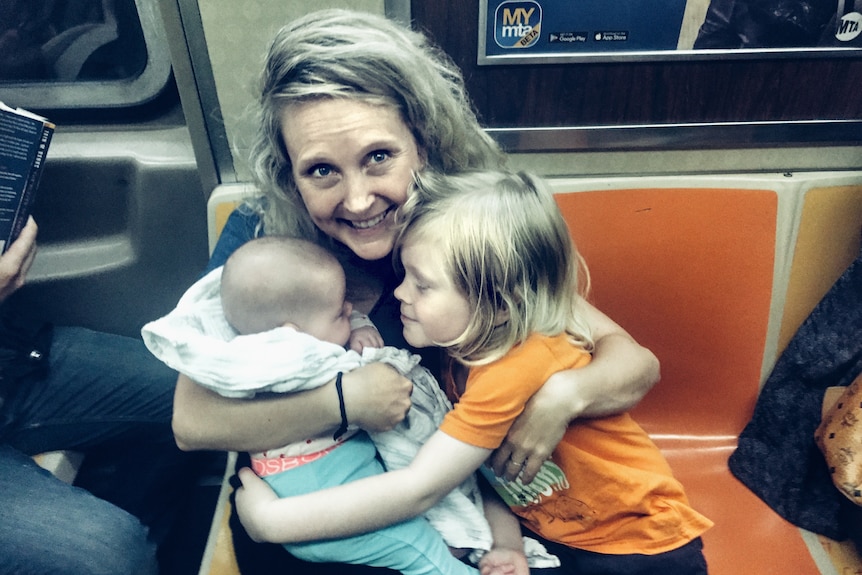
[816, 374, 862, 506]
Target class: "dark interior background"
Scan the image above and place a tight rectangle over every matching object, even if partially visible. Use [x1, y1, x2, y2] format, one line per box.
[411, 1, 862, 132]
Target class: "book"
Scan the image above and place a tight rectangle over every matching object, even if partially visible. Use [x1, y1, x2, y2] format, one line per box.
[0, 102, 55, 254]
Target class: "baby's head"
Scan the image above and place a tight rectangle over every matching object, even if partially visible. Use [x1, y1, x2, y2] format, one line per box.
[221, 237, 352, 346]
[394, 170, 594, 365]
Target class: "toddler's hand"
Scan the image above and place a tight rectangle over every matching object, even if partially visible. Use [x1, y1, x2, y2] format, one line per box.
[234, 467, 280, 543]
[479, 547, 530, 575]
[348, 325, 384, 352]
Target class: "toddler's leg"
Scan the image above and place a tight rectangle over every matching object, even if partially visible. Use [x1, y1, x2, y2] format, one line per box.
[523, 528, 708, 575]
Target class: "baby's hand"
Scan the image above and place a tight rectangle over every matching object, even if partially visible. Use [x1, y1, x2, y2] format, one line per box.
[234, 467, 280, 543]
[479, 548, 530, 575]
[348, 325, 384, 353]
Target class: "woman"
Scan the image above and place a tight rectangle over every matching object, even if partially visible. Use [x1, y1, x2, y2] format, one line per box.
[171, 9, 660, 574]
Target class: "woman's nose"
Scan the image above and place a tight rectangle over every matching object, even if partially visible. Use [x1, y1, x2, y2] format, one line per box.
[341, 174, 375, 213]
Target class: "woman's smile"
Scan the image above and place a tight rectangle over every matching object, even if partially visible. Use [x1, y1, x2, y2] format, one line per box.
[342, 205, 397, 230]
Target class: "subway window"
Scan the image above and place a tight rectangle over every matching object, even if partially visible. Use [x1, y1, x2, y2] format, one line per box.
[0, 0, 171, 110]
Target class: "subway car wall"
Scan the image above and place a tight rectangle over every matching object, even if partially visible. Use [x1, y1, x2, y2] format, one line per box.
[0, 0, 209, 338]
[0, 0, 858, 574]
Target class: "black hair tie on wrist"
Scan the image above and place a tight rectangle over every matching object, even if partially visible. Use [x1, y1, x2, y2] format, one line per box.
[333, 371, 348, 440]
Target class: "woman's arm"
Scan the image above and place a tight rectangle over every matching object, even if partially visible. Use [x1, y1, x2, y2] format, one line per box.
[172, 362, 413, 452]
[569, 299, 661, 415]
[235, 431, 491, 543]
[491, 300, 660, 482]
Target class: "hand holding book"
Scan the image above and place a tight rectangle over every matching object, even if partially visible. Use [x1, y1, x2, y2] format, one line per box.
[0, 215, 37, 303]
[0, 102, 54, 254]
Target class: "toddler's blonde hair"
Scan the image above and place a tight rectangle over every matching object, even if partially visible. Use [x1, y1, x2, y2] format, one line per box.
[395, 171, 593, 365]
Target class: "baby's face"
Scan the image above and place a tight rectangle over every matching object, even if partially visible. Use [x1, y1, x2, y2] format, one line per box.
[302, 279, 353, 347]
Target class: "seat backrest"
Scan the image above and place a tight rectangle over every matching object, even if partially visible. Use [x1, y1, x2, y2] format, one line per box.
[207, 184, 257, 254]
[553, 185, 778, 439]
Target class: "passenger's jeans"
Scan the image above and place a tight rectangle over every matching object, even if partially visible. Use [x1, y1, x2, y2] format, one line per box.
[0, 326, 193, 575]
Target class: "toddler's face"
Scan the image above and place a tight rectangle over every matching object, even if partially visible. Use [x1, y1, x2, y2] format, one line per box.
[394, 236, 471, 348]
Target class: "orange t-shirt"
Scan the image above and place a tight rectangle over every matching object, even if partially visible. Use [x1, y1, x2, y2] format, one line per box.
[438, 333, 713, 556]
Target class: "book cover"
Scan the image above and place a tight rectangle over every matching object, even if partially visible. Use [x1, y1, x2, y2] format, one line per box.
[0, 102, 55, 253]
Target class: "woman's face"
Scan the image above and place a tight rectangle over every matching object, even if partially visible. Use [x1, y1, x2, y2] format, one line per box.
[280, 99, 424, 261]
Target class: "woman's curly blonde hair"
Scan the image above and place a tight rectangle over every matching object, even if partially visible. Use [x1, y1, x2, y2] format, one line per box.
[246, 9, 507, 241]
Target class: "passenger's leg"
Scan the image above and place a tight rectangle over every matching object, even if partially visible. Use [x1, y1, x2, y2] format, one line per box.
[0, 444, 157, 575]
[2, 326, 205, 543]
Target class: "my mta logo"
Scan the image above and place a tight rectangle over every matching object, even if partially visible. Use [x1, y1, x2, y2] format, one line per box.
[494, 1, 542, 49]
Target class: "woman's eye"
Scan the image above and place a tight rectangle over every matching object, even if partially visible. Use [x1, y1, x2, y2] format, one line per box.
[309, 165, 332, 177]
[369, 150, 389, 164]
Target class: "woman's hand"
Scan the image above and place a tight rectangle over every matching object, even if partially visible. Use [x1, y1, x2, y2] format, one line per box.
[341, 362, 413, 432]
[0, 216, 37, 303]
[234, 467, 280, 543]
[490, 370, 572, 483]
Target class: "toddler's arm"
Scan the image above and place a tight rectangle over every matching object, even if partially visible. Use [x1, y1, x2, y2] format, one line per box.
[235, 430, 491, 543]
[478, 480, 529, 575]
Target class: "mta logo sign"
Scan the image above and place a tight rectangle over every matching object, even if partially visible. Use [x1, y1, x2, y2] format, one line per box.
[494, 1, 542, 49]
[836, 12, 862, 42]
